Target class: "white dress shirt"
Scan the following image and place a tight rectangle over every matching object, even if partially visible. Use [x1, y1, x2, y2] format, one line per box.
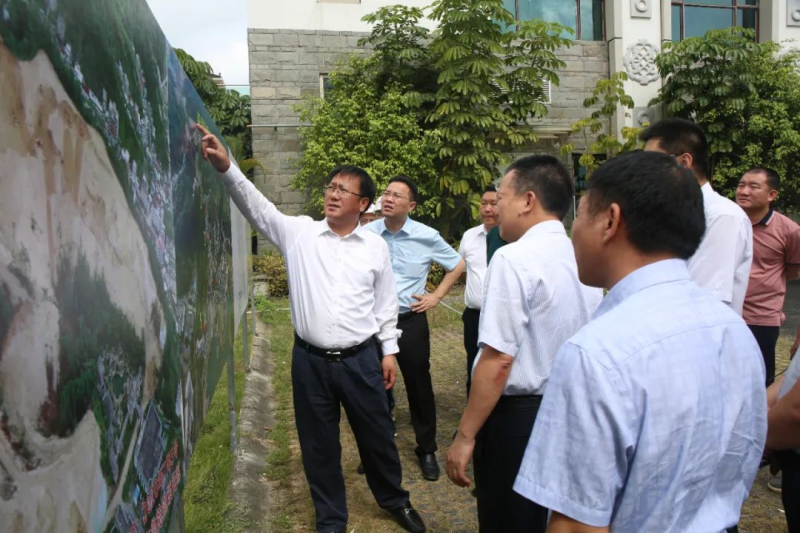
[475, 221, 603, 395]
[458, 224, 490, 310]
[688, 182, 753, 315]
[220, 165, 400, 353]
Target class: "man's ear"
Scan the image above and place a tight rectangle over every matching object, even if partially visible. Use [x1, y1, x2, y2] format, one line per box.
[409, 200, 417, 212]
[359, 197, 370, 214]
[521, 191, 536, 215]
[602, 202, 623, 245]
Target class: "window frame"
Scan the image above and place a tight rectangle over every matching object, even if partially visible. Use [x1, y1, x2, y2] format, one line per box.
[506, 0, 605, 41]
[671, 0, 759, 42]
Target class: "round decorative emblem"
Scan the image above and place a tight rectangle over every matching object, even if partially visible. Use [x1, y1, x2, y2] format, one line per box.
[793, 9, 800, 23]
[635, 0, 648, 13]
[624, 40, 660, 86]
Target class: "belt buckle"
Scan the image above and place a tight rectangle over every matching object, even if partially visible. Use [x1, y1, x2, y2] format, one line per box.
[325, 350, 342, 362]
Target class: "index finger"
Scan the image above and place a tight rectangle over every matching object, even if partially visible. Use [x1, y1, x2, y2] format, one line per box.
[195, 123, 211, 136]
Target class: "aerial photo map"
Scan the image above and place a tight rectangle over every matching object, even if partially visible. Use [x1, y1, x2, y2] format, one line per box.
[0, 0, 237, 530]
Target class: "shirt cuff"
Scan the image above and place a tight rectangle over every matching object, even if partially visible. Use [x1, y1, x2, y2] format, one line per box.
[380, 339, 399, 356]
[220, 163, 245, 186]
[513, 477, 611, 528]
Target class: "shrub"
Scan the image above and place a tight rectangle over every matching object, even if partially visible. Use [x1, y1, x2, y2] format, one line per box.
[253, 252, 289, 297]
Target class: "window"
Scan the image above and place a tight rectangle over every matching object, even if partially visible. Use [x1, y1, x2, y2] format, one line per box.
[503, 0, 604, 41]
[671, 0, 758, 41]
[320, 74, 332, 99]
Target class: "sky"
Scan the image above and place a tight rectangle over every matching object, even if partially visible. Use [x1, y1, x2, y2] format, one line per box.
[145, 0, 249, 88]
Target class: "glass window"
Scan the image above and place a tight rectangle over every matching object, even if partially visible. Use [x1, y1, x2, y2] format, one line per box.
[672, 1, 758, 41]
[580, 0, 604, 41]
[519, 0, 577, 36]
[737, 8, 757, 32]
[684, 6, 734, 39]
[672, 5, 682, 40]
[507, 0, 603, 40]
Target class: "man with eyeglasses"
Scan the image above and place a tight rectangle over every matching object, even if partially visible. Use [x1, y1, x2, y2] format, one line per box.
[641, 118, 753, 315]
[196, 125, 426, 533]
[459, 185, 499, 397]
[365, 175, 465, 481]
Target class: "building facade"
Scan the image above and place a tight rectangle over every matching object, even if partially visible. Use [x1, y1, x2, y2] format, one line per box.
[247, 0, 800, 243]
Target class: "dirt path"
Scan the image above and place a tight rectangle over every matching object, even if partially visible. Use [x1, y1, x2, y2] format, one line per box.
[262, 289, 788, 532]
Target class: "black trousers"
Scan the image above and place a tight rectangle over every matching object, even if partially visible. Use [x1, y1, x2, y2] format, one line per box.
[397, 311, 437, 455]
[474, 395, 548, 533]
[748, 324, 780, 386]
[462, 307, 480, 398]
[292, 337, 409, 532]
[779, 450, 800, 532]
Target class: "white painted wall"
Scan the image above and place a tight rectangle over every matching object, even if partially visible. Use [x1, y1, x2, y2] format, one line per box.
[248, 0, 435, 32]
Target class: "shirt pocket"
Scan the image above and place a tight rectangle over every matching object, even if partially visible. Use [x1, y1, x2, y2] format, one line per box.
[402, 255, 430, 280]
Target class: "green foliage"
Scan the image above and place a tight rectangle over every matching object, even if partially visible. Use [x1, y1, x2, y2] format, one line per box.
[293, 55, 441, 216]
[252, 253, 290, 297]
[560, 72, 641, 177]
[652, 27, 800, 205]
[294, 1, 574, 236]
[176, 48, 255, 167]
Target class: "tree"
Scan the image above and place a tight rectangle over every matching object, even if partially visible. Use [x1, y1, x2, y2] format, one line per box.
[427, 0, 571, 231]
[652, 27, 800, 206]
[294, 1, 573, 236]
[560, 72, 641, 178]
[293, 55, 441, 216]
[175, 48, 255, 172]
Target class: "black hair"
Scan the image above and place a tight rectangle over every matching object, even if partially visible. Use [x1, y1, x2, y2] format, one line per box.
[505, 155, 573, 220]
[743, 167, 781, 191]
[388, 175, 419, 203]
[327, 165, 376, 212]
[586, 151, 705, 260]
[483, 185, 497, 194]
[639, 118, 711, 180]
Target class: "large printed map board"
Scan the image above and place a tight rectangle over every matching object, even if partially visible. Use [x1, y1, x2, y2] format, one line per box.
[0, 0, 240, 530]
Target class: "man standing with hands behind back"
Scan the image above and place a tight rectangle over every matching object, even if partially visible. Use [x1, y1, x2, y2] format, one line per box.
[366, 176, 465, 481]
[197, 125, 425, 533]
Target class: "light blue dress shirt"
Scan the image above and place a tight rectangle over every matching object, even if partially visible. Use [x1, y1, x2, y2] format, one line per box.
[779, 348, 800, 454]
[365, 217, 461, 313]
[514, 259, 767, 532]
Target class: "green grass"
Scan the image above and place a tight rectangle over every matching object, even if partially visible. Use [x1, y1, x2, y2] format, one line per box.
[254, 295, 314, 529]
[183, 325, 250, 533]
[255, 296, 293, 482]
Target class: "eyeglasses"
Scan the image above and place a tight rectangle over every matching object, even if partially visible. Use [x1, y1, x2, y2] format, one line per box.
[322, 185, 366, 199]
[381, 190, 409, 201]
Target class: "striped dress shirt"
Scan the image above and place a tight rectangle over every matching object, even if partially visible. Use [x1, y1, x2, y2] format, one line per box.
[475, 220, 603, 395]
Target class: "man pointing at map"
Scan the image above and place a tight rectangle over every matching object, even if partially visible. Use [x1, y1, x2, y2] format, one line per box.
[196, 124, 426, 533]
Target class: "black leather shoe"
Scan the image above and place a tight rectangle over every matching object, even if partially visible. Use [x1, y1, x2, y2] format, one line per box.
[357, 462, 365, 475]
[419, 453, 439, 481]
[387, 505, 426, 533]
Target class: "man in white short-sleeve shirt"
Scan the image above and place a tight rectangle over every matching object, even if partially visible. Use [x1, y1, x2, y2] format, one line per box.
[458, 186, 498, 396]
[445, 155, 602, 533]
[642, 118, 752, 314]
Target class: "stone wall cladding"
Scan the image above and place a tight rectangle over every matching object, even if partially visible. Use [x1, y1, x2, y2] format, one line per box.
[248, 28, 609, 249]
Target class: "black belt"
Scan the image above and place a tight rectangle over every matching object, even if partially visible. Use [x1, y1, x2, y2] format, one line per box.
[496, 394, 542, 408]
[294, 334, 373, 361]
[398, 311, 424, 322]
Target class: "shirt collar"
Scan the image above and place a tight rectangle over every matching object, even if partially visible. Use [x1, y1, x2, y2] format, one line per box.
[757, 208, 775, 226]
[593, 259, 691, 320]
[380, 216, 415, 236]
[519, 220, 566, 241]
[316, 218, 366, 239]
